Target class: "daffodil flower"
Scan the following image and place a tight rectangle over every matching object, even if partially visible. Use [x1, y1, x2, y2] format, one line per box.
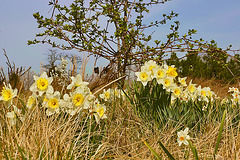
[6, 111, 16, 126]
[30, 72, 53, 96]
[135, 70, 151, 86]
[27, 93, 37, 109]
[90, 101, 107, 124]
[177, 127, 190, 146]
[45, 91, 62, 116]
[67, 74, 89, 91]
[99, 88, 112, 101]
[0, 82, 18, 108]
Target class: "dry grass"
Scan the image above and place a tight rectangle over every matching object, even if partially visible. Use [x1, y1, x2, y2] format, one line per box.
[1, 56, 240, 159]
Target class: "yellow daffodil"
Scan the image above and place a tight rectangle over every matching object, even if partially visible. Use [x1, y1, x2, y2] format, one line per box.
[166, 65, 178, 78]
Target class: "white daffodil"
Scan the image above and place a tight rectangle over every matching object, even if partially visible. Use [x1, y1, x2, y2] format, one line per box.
[141, 60, 160, 79]
[27, 93, 37, 109]
[202, 105, 207, 111]
[92, 102, 107, 124]
[30, 72, 53, 96]
[64, 87, 88, 115]
[67, 74, 89, 91]
[83, 92, 96, 110]
[112, 88, 121, 99]
[45, 91, 62, 116]
[228, 87, 239, 93]
[161, 77, 174, 92]
[178, 77, 187, 87]
[171, 85, 182, 100]
[6, 111, 16, 126]
[135, 70, 151, 86]
[152, 67, 167, 84]
[99, 88, 112, 101]
[179, 90, 189, 102]
[187, 80, 196, 94]
[177, 127, 190, 146]
[0, 82, 18, 108]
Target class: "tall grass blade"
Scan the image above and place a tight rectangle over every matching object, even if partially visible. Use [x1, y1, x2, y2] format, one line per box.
[214, 109, 226, 159]
[142, 140, 162, 160]
[158, 141, 175, 160]
[39, 144, 45, 160]
[188, 140, 198, 160]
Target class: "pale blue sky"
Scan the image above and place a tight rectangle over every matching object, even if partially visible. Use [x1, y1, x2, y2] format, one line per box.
[0, 0, 240, 74]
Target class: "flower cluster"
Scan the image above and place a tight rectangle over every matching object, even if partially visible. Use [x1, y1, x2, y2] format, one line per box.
[99, 87, 126, 102]
[27, 72, 107, 123]
[228, 87, 240, 106]
[135, 60, 215, 103]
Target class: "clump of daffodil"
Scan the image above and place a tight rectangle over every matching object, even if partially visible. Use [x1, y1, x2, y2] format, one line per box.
[30, 72, 53, 96]
[177, 127, 190, 146]
[0, 82, 18, 108]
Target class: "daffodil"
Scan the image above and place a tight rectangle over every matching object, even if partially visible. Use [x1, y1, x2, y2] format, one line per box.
[135, 70, 151, 86]
[141, 60, 160, 79]
[166, 65, 178, 78]
[99, 88, 112, 101]
[45, 91, 62, 116]
[27, 93, 37, 109]
[187, 80, 196, 94]
[63, 87, 88, 115]
[152, 67, 167, 84]
[6, 111, 16, 126]
[30, 72, 53, 96]
[171, 85, 182, 100]
[0, 82, 18, 108]
[67, 74, 89, 91]
[178, 77, 187, 87]
[177, 127, 190, 146]
[161, 77, 174, 92]
[92, 102, 107, 124]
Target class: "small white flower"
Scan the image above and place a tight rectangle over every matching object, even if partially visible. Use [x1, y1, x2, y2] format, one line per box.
[177, 127, 190, 146]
